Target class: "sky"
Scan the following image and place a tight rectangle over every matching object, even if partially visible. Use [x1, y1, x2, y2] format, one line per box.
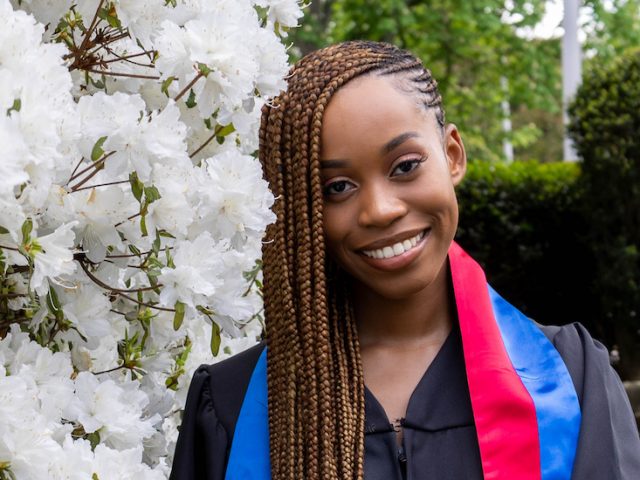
[535, 0, 564, 38]
[524, 0, 591, 42]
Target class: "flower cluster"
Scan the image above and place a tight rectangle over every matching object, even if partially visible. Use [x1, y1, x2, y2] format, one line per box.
[0, 0, 302, 477]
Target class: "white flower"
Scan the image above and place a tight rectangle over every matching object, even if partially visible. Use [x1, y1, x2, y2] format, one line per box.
[30, 221, 78, 296]
[155, 2, 260, 117]
[60, 283, 119, 348]
[60, 185, 136, 263]
[73, 372, 159, 450]
[158, 232, 225, 308]
[77, 93, 189, 183]
[93, 443, 166, 480]
[47, 436, 95, 480]
[3, 0, 293, 472]
[197, 149, 276, 242]
[117, 0, 171, 47]
[9, 340, 75, 422]
[0, 375, 63, 480]
[255, 0, 305, 30]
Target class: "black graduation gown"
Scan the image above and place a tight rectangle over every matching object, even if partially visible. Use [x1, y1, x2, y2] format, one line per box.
[169, 322, 640, 480]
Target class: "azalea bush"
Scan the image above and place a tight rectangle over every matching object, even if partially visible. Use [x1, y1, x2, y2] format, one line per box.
[0, 0, 302, 478]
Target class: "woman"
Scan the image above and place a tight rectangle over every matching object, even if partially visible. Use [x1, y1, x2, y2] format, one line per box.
[170, 41, 640, 480]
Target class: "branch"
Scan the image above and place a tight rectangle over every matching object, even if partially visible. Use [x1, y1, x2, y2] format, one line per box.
[174, 72, 204, 102]
[84, 68, 160, 80]
[93, 364, 126, 375]
[68, 151, 115, 184]
[106, 248, 173, 258]
[78, 259, 162, 293]
[77, 258, 174, 313]
[71, 179, 129, 193]
[189, 125, 223, 158]
[117, 291, 175, 312]
[100, 51, 156, 68]
[75, 0, 106, 62]
[113, 212, 141, 228]
[68, 157, 86, 181]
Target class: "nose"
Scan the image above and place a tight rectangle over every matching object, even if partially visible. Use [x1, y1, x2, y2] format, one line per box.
[357, 183, 408, 228]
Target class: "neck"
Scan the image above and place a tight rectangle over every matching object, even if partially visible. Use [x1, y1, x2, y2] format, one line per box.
[353, 262, 455, 348]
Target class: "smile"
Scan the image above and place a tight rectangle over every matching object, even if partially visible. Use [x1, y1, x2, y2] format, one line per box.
[361, 230, 427, 259]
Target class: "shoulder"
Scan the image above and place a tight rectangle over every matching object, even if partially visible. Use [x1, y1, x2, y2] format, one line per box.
[193, 341, 266, 439]
[536, 322, 609, 404]
[536, 324, 640, 476]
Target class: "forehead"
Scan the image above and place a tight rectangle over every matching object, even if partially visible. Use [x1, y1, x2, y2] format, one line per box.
[320, 75, 438, 157]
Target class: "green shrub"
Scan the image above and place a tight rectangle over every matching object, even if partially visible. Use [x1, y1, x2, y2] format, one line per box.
[568, 49, 640, 379]
[455, 161, 600, 345]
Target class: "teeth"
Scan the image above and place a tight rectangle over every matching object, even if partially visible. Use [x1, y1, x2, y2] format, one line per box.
[362, 230, 426, 259]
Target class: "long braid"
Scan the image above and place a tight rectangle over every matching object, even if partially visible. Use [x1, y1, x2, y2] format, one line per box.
[258, 40, 445, 480]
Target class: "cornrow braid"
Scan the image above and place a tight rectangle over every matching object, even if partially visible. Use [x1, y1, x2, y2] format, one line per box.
[258, 40, 445, 480]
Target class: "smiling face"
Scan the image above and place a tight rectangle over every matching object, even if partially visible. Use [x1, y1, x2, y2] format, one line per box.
[320, 74, 467, 300]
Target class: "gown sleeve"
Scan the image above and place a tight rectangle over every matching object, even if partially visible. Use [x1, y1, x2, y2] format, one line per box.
[546, 322, 640, 479]
[169, 365, 230, 480]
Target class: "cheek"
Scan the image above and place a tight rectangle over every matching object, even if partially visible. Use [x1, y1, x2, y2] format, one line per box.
[322, 208, 351, 262]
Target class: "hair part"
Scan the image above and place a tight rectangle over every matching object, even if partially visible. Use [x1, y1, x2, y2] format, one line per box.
[258, 40, 445, 480]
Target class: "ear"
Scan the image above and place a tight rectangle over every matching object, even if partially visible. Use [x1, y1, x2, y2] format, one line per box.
[443, 124, 467, 186]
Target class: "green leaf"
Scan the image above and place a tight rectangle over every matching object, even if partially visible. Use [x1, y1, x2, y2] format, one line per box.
[140, 214, 148, 237]
[98, 7, 122, 29]
[89, 77, 105, 90]
[129, 172, 144, 202]
[152, 231, 161, 255]
[210, 320, 221, 356]
[143, 185, 161, 203]
[185, 89, 197, 108]
[165, 246, 175, 269]
[217, 123, 235, 138]
[161, 76, 176, 97]
[6, 98, 21, 116]
[197, 63, 212, 76]
[21, 218, 33, 244]
[92, 473, 100, 480]
[158, 230, 175, 239]
[46, 287, 65, 322]
[87, 431, 100, 450]
[173, 301, 186, 330]
[0, 225, 9, 234]
[91, 136, 108, 161]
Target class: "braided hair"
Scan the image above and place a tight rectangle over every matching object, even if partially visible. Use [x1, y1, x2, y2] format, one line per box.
[258, 40, 445, 480]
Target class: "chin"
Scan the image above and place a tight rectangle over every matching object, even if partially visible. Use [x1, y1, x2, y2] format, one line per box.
[355, 275, 435, 301]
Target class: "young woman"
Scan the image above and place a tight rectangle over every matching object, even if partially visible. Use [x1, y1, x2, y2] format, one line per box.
[170, 41, 640, 480]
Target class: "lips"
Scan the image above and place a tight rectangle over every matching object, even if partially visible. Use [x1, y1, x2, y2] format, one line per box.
[356, 228, 431, 271]
[361, 230, 426, 259]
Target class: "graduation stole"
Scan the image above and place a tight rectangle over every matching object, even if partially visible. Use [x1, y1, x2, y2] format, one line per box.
[225, 241, 581, 479]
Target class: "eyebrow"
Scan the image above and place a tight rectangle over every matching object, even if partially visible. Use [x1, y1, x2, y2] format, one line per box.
[320, 131, 420, 169]
[382, 131, 420, 154]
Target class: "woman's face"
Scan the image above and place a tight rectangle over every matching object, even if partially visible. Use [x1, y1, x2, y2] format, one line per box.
[320, 74, 466, 300]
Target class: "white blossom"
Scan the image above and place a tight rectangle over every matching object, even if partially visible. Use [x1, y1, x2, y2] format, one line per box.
[31, 221, 78, 296]
[0, 0, 298, 475]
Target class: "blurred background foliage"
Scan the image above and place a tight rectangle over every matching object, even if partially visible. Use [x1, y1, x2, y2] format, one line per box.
[289, 1, 640, 379]
[289, 0, 640, 163]
[568, 48, 640, 380]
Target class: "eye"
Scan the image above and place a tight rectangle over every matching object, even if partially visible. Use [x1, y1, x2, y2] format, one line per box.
[391, 157, 425, 176]
[323, 179, 356, 197]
